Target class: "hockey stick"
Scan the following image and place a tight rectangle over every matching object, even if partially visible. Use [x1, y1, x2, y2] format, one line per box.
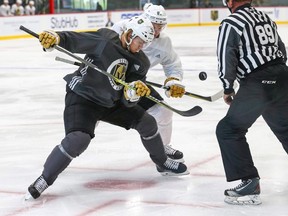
[55, 56, 223, 102]
[55, 56, 81, 66]
[145, 81, 223, 102]
[20, 25, 202, 117]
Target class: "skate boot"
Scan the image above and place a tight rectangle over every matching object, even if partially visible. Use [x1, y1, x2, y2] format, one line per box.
[25, 175, 49, 200]
[224, 177, 261, 205]
[164, 145, 184, 162]
[156, 158, 189, 176]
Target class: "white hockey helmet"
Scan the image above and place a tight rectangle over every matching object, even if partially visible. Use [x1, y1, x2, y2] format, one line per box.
[125, 16, 155, 43]
[143, 3, 167, 25]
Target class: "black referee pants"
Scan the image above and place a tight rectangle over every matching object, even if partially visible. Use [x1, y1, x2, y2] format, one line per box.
[216, 63, 288, 182]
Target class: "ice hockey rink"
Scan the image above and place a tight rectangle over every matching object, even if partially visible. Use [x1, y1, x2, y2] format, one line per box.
[1, 24, 288, 216]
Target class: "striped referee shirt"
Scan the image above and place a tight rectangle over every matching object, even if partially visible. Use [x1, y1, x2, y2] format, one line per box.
[217, 3, 287, 94]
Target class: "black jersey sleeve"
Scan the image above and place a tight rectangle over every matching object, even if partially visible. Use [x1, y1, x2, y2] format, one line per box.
[57, 30, 118, 54]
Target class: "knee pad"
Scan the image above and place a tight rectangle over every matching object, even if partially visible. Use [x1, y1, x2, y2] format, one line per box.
[135, 112, 158, 138]
[60, 131, 91, 158]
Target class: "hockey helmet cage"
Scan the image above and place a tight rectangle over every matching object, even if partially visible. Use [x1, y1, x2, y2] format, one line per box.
[143, 3, 167, 25]
[125, 16, 155, 43]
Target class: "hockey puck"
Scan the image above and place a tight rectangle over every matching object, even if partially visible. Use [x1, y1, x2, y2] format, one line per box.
[199, 71, 207, 81]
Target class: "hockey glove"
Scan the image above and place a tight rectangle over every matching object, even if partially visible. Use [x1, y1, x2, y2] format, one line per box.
[124, 80, 151, 102]
[39, 30, 60, 51]
[164, 77, 185, 98]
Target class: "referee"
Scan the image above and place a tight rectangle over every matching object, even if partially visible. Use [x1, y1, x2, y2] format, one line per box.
[216, 0, 288, 205]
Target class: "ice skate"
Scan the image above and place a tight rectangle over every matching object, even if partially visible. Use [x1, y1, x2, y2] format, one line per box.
[224, 177, 262, 205]
[164, 145, 184, 162]
[25, 175, 49, 200]
[156, 158, 189, 176]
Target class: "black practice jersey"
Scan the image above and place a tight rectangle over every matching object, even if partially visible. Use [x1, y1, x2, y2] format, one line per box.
[217, 3, 287, 93]
[59, 28, 150, 108]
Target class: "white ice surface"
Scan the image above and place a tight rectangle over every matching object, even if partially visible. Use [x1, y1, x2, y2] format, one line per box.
[1, 25, 288, 216]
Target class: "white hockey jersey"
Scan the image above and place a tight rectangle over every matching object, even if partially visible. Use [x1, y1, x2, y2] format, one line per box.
[0, 4, 11, 16]
[112, 19, 183, 81]
[11, 4, 24, 15]
[25, 5, 36, 15]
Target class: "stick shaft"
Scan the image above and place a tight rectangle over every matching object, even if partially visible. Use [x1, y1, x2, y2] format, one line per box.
[55, 56, 81, 66]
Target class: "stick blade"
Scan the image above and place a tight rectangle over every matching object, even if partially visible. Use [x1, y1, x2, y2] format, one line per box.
[175, 105, 202, 117]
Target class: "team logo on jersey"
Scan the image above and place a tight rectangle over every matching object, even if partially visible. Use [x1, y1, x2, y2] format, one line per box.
[107, 58, 128, 90]
[211, 10, 219, 21]
[114, 64, 125, 79]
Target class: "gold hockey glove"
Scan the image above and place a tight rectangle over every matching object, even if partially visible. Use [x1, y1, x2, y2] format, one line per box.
[39, 30, 60, 51]
[164, 77, 185, 98]
[124, 80, 151, 102]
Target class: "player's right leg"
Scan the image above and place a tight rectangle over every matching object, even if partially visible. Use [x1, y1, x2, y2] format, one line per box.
[25, 91, 99, 200]
[25, 131, 91, 200]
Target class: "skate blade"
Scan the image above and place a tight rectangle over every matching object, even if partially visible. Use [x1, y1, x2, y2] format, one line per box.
[224, 194, 262, 205]
[159, 170, 190, 177]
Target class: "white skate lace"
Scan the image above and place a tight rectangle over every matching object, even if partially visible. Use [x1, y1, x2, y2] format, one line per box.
[164, 145, 177, 155]
[163, 158, 179, 170]
[228, 179, 251, 191]
[34, 176, 48, 193]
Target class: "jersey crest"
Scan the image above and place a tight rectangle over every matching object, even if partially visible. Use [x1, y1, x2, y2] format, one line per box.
[107, 58, 128, 90]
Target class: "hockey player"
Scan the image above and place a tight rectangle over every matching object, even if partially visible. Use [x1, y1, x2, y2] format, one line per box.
[216, 0, 288, 205]
[25, 16, 189, 200]
[112, 3, 185, 162]
[25, 0, 36, 15]
[11, 0, 24, 15]
[0, 0, 11, 16]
